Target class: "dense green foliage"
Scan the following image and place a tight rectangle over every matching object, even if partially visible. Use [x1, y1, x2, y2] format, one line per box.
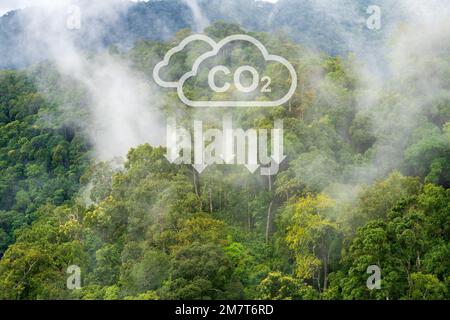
[0, 22, 449, 300]
[0, 71, 90, 255]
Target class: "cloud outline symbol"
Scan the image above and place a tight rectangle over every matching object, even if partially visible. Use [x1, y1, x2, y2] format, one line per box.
[153, 34, 298, 108]
[153, 34, 216, 88]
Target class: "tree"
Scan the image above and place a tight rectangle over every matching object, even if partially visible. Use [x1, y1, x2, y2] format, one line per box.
[328, 183, 450, 300]
[407, 273, 447, 300]
[161, 243, 237, 300]
[257, 271, 317, 300]
[282, 194, 340, 291]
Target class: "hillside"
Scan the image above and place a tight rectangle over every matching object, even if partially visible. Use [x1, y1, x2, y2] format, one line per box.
[0, 0, 394, 69]
[0, 19, 449, 299]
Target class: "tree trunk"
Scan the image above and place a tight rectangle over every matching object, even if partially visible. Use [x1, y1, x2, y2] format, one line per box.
[265, 200, 273, 243]
[209, 187, 213, 213]
[247, 201, 251, 232]
[323, 251, 330, 291]
[219, 184, 222, 211]
[193, 167, 199, 197]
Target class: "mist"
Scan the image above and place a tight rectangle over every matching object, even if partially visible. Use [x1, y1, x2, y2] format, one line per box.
[266, 0, 450, 190]
[4, 0, 450, 179]
[182, 0, 209, 32]
[351, 0, 450, 183]
[16, 1, 165, 161]
[0, 0, 449, 301]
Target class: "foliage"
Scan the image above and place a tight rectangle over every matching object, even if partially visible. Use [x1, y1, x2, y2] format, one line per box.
[0, 22, 449, 300]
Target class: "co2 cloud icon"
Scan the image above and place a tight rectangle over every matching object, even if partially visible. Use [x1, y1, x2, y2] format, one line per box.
[153, 34, 297, 108]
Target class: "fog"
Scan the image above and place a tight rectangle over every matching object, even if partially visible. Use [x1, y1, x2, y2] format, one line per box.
[352, 0, 450, 183]
[16, 1, 165, 161]
[3, 0, 449, 182]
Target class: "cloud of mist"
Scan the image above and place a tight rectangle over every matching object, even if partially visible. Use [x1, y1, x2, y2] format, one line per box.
[350, 0, 450, 182]
[0, 0, 153, 16]
[261, 0, 450, 198]
[181, 0, 209, 32]
[18, 1, 165, 161]
[5, 0, 449, 185]
[0, 0, 71, 16]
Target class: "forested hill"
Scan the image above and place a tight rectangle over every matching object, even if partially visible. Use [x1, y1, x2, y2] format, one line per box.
[0, 0, 390, 69]
[0, 20, 449, 299]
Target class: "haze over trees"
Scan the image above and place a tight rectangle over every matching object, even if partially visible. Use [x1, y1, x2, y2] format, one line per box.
[0, 1, 449, 300]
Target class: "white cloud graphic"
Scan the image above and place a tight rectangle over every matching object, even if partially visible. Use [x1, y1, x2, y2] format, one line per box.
[153, 34, 297, 108]
[152, 34, 216, 88]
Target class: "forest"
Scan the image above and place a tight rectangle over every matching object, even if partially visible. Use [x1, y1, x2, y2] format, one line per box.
[0, 10, 449, 300]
